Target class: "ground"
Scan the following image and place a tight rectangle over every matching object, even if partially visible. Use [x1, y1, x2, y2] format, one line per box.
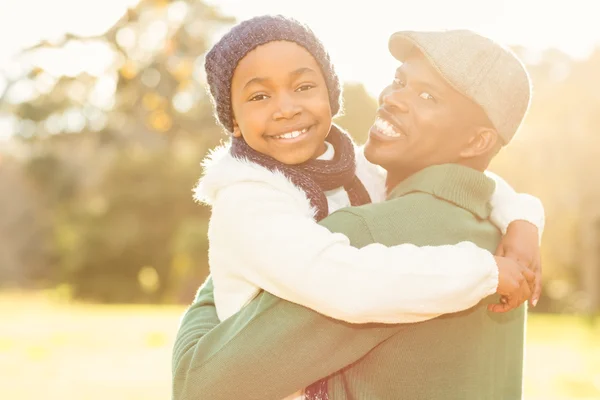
[1, 292, 598, 399]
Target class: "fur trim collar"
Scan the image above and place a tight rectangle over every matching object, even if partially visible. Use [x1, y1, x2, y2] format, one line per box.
[194, 143, 387, 208]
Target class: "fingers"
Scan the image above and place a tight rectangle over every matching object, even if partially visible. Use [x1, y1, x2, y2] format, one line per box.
[488, 302, 511, 313]
[521, 266, 535, 294]
[505, 249, 541, 307]
[519, 278, 532, 308]
[491, 271, 533, 314]
[505, 252, 535, 296]
[530, 258, 542, 307]
[495, 243, 505, 257]
[488, 293, 521, 313]
[489, 291, 520, 313]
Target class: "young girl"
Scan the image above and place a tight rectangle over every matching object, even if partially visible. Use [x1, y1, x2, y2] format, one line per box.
[195, 15, 543, 397]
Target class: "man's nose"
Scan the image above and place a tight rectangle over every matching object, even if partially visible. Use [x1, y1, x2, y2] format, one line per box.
[273, 93, 302, 120]
[380, 88, 410, 114]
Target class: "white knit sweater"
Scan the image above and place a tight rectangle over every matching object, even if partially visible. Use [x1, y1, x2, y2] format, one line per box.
[194, 143, 545, 324]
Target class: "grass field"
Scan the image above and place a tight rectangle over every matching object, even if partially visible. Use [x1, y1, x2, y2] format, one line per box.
[1, 292, 599, 400]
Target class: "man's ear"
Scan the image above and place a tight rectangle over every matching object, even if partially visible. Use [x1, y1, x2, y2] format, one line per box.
[232, 119, 242, 138]
[460, 127, 499, 159]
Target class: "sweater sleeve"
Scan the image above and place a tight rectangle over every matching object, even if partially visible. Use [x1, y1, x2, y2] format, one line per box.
[171, 288, 407, 400]
[210, 181, 498, 324]
[486, 170, 545, 241]
[171, 277, 222, 399]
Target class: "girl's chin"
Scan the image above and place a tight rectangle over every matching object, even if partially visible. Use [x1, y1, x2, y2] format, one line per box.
[269, 145, 321, 165]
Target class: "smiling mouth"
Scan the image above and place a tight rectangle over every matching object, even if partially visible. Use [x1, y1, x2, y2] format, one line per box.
[271, 127, 310, 140]
[372, 117, 406, 138]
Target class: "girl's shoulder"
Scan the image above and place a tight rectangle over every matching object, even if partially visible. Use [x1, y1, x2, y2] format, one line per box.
[193, 143, 311, 209]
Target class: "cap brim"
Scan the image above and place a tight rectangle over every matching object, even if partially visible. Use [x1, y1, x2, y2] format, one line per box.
[388, 31, 422, 62]
[387, 30, 456, 94]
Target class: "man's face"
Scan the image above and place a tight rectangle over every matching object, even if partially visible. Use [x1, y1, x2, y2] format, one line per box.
[364, 50, 488, 174]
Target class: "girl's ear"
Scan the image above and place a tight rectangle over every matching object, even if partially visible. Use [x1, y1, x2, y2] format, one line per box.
[232, 119, 242, 138]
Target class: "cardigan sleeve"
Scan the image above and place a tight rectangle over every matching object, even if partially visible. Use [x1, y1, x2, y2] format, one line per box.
[209, 181, 498, 324]
[486, 170, 545, 242]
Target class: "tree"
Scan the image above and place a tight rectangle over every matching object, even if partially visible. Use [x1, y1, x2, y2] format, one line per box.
[335, 82, 378, 144]
[0, 0, 234, 302]
[490, 47, 600, 313]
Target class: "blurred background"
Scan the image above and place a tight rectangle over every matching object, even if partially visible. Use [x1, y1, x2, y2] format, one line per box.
[0, 0, 598, 399]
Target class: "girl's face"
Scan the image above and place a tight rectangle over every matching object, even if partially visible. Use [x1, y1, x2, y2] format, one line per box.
[230, 41, 332, 165]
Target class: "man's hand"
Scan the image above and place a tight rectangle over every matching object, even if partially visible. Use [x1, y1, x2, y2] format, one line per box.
[489, 256, 535, 313]
[496, 220, 542, 307]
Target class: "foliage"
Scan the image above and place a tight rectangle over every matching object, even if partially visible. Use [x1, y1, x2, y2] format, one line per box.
[0, 3, 599, 309]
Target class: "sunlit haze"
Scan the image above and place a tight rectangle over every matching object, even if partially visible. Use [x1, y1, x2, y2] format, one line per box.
[1, 0, 599, 96]
[1, 3, 600, 400]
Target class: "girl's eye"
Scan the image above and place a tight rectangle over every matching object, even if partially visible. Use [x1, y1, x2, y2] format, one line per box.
[419, 92, 435, 101]
[296, 84, 314, 92]
[249, 94, 268, 102]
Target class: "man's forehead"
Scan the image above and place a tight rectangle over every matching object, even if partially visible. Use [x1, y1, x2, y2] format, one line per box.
[395, 55, 448, 88]
[396, 50, 432, 73]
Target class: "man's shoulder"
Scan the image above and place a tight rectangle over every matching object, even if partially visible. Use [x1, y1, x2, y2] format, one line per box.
[321, 191, 447, 229]
[320, 191, 468, 248]
[340, 190, 478, 229]
[353, 191, 453, 218]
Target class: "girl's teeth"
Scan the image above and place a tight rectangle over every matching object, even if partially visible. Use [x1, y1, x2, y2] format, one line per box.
[275, 128, 308, 139]
[374, 118, 402, 138]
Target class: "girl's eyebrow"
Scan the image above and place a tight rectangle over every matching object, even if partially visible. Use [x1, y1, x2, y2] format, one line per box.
[289, 67, 317, 80]
[243, 76, 269, 91]
[243, 67, 317, 90]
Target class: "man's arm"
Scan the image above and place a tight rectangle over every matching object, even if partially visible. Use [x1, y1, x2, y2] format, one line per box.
[171, 212, 407, 400]
[172, 277, 220, 397]
[172, 289, 405, 400]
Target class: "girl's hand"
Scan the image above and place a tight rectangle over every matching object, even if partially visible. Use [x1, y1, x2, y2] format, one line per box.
[496, 220, 542, 307]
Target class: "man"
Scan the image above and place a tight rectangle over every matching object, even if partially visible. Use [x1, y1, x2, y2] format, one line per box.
[173, 29, 542, 399]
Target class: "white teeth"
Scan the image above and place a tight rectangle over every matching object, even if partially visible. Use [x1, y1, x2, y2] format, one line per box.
[274, 128, 308, 139]
[374, 118, 402, 138]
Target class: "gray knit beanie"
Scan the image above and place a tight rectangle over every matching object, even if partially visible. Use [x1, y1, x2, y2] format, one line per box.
[204, 15, 342, 133]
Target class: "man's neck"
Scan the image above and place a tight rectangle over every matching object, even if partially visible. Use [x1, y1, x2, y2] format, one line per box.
[385, 167, 417, 195]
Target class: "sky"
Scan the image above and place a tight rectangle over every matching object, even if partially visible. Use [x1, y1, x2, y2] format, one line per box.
[0, 0, 599, 96]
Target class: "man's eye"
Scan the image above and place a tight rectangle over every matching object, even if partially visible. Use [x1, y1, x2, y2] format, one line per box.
[393, 78, 405, 87]
[249, 94, 268, 102]
[419, 92, 435, 101]
[295, 84, 314, 92]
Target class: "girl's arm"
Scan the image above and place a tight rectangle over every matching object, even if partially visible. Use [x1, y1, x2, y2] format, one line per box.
[486, 170, 545, 241]
[209, 181, 499, 324]
[486, 170, 545, 306]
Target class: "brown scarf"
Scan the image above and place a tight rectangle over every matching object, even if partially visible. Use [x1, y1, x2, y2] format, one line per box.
[230, 124, 372, 222]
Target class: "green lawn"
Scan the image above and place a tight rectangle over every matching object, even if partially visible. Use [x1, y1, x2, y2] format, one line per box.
[1, 292, 598, 399]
